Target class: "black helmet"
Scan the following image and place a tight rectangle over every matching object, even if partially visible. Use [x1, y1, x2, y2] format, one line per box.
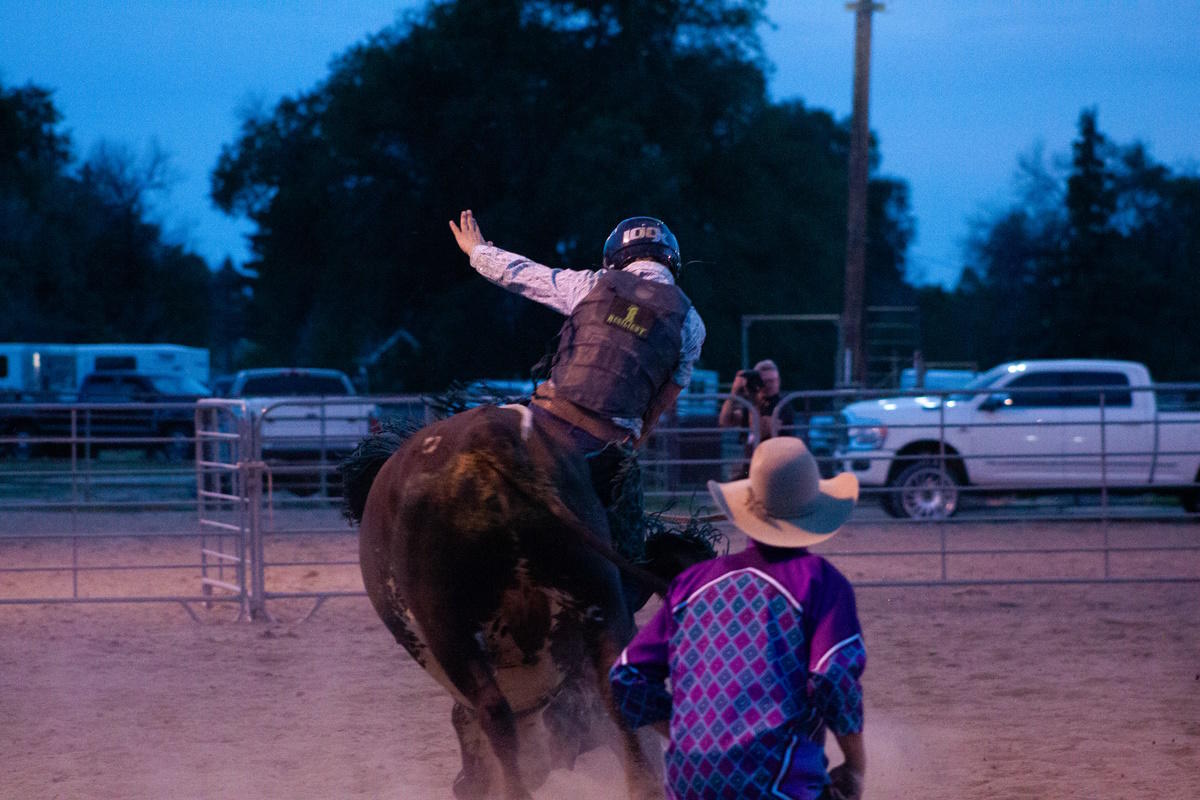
[602, 216, 681, 276]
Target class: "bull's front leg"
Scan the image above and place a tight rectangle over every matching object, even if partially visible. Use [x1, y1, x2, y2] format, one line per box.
[589, 630, 664, 800]
[450, 701, 498, 800]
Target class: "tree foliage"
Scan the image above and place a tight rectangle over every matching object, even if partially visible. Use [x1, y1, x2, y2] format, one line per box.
[918, 108, 1200, 380]
[0, 81, 212, 345]
[212, 0, 912, 390]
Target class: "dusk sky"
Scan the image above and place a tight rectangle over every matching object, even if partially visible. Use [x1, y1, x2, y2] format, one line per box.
[3, 1, 1198, 288]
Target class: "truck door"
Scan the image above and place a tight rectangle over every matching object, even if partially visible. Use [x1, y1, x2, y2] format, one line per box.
[125, 376, 164, 437]
[77, 374, 124, 442]
[1059, 370, 1152, 487]
[972, 371, 1066, 486]
[80, 375, 149, 441]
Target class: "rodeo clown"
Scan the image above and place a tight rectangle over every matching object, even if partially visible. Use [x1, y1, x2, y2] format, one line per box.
[449, 210, 705, 560]
[609, 436, 867, 800]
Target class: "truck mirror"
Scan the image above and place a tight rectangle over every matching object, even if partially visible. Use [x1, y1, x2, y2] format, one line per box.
[979, 392, 1010, 412]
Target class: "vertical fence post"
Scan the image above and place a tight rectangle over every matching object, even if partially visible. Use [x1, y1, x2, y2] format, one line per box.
[245, 459, 267, 620]
[939, 394, 949, 580]
[1100, 391, 1110, 577]
[243, 407, 271, 621]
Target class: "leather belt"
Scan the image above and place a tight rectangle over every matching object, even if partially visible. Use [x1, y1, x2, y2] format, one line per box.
[530, 390, 633, 444]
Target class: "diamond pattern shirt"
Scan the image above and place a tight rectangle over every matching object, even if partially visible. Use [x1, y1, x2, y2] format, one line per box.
[610, 543, 865, 799]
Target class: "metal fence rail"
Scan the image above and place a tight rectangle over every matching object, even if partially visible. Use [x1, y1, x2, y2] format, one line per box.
[245, 396, 428, 620]
[827, 515, 1200, 587]
[3, 389, 1199, 619]
[772, 382, 1200, 523]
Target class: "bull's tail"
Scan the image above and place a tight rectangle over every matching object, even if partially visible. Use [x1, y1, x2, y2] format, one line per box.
[339, 419, 418, 524]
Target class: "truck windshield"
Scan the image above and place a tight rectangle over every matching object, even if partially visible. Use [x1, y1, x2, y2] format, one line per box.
[148, 375, 211, 396]
[947, 365, 1011, 401]
[237, 375, 351, 396]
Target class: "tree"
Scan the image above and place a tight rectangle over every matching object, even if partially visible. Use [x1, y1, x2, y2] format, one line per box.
[209, 257, 253, 375]
[0, 82, 73, 337]
[212, 0, 913, 390]
[0, 82, 70, 195]
[0, 80, 212, 346]
[920, 109, 1200, 380]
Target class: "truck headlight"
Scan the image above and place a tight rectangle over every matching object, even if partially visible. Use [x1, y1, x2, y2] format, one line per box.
[847, 421, 887, 450]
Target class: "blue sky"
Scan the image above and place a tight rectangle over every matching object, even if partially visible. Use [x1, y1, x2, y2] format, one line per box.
[2, 1, 1198, 288]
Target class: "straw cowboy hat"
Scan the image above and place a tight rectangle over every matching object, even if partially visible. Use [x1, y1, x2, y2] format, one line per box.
[707, 436, 859, 547]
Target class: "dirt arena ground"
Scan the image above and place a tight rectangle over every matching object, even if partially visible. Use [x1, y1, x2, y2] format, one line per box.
[3, 518, 1199, 799]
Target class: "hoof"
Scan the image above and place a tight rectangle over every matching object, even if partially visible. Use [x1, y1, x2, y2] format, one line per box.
[452, 769, 487, 800]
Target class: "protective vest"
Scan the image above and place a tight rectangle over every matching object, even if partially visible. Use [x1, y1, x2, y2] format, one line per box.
[549, 269, 692, 420]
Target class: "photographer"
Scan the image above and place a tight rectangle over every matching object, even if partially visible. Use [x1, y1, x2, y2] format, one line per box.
[719, 359, 795, 475]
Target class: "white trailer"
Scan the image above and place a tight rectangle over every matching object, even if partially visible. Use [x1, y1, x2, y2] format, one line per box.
[0, 343, 210, 400]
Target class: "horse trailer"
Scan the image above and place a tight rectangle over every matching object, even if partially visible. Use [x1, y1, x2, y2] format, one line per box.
[0, 343, 211, 400]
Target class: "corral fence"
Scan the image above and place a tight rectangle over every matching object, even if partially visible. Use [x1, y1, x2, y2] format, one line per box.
[2, 387, 1199, 619]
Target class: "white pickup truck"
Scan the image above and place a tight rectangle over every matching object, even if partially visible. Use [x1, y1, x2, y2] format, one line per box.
[225, 367, 379, 465]
[835, 359, 1200, 518]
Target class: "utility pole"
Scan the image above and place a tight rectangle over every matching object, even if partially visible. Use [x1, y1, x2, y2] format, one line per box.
[841, 0, 883, 386]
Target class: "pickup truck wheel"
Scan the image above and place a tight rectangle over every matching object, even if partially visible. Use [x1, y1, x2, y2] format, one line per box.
[886, 459, 961, 520]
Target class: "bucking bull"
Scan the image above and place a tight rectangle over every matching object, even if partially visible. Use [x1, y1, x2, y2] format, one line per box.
[341, 403, 718, 799]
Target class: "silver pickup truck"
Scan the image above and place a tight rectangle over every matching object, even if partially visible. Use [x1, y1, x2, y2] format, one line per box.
[224, 368, 380, 491]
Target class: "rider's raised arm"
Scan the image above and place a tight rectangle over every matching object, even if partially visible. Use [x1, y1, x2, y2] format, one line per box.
[450, 209, 596, 316]
[469, 246, 596, 316]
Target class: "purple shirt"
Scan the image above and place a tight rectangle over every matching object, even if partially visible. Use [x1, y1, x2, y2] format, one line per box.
[610, 543, 865, 799]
